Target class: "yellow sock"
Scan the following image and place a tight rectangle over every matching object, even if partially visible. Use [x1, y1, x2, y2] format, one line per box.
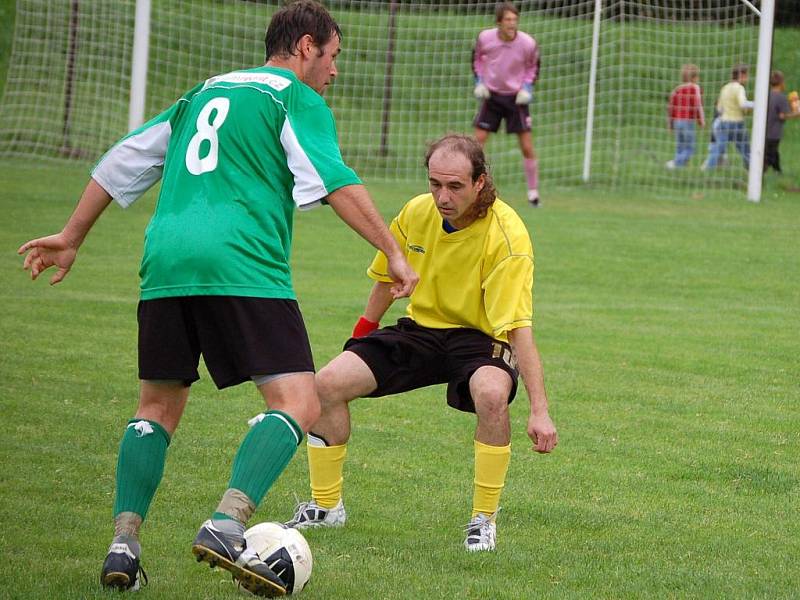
[307, 443, 347, 509]
[472, 440, 511, 518]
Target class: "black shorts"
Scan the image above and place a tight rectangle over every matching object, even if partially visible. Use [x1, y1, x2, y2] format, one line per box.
[474, 93, 532, 134]
[343, 318, 519, 413]
[138, 296, 314, 389]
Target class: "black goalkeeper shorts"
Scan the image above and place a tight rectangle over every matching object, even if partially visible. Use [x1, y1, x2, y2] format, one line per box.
[473, 93, 532, 134]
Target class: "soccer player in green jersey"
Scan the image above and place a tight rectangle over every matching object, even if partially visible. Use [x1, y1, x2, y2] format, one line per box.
[286, 134, 557, 552]
[17, 1, 417, 596]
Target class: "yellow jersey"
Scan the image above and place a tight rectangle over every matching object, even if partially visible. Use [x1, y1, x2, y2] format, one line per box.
[368, 194, 534, 343]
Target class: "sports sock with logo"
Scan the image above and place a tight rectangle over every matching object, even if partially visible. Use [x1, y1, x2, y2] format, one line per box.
[113, 419, 171, 521]
[472, 440, 511, 518]
[224, 410, 303, 513]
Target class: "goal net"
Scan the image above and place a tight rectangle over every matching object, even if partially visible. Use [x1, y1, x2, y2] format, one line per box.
[0, 0, 761, 196]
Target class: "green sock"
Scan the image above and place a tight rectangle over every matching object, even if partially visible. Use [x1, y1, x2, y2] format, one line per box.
[113, 419, 171, 520]
[228, 410, 303, 507]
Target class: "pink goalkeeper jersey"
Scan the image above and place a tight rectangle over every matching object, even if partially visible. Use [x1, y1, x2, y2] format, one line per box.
[473, 28, 540, 95]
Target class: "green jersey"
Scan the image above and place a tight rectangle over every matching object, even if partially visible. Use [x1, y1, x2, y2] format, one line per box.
[92, 66, 361, 300]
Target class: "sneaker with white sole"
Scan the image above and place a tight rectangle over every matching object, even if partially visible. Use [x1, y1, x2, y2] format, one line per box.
[192, 519, 286, 597]
[285, 498, 346, 529]
[464, 513, 497, 552]
[527, 189, 540, 207]
[100, 542, 148, 591]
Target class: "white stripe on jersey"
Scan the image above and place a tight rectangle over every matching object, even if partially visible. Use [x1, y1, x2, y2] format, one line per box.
[202, 71, 292, 92]
[280, 118, 326, 211]
[92, 120, 173, 208]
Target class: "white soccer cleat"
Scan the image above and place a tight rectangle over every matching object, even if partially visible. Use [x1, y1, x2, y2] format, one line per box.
[464, 512, 497, 552]
[527, 189, 540, 207]
[285, 498, 346, 529]
[665, 160, 676, 170]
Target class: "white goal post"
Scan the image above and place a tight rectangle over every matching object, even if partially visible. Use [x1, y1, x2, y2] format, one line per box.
[0, 0, 769, 200]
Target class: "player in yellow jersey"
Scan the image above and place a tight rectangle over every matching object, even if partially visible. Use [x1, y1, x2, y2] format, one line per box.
[285, 134, 557, 552]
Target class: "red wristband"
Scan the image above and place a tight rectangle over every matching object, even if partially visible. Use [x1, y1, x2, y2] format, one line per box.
[352, 315, 379, 338]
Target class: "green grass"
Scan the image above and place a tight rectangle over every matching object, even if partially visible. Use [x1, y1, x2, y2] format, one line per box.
[2, 3, 800, 598]
[1, 159, 799, 599]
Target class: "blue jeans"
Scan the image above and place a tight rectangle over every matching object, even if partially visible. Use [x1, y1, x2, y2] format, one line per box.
[672, 120, 696, 166]
[706, 120, 750, 168]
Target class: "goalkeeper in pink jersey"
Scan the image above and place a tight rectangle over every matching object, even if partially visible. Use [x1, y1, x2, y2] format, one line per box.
[473, 2, 541, 206]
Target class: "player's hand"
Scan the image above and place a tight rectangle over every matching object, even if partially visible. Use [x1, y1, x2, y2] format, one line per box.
[474, 80, 490, 100]
[352, 316, 379, 338]
[515, 83, 533, 105]
[386, 253, 418, 299]
[527, 411, 557, 453]
[18, 232, 78, 285]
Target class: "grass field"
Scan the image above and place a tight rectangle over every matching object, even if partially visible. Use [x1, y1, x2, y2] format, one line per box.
[1, 158, 799, 599]
[2, 1, 800, 598]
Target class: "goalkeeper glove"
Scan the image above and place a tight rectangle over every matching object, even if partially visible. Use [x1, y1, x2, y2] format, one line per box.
[352, 315, 379, 338]
[474, 77, 490, 100]
[515, 83, 533, 105]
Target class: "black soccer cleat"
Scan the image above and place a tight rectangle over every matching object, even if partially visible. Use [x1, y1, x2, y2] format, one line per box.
[100, 542, 148, 591]
[191, 520, 286, 597]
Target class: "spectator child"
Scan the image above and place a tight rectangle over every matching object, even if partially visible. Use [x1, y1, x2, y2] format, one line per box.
[703, 64, 753, 170]
[765, 70, 800, 173]
[666, 64, 705, 169]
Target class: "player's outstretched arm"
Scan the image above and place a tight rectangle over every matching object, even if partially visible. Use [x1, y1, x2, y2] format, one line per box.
[326, 185, 418, 298]
[507, 326, 558, 453]
[18, 178, 113, 285]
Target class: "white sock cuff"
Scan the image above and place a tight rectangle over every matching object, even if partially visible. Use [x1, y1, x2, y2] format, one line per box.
[307, 432, 329, 447]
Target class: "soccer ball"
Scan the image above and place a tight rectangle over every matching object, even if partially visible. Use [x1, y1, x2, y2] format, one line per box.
[237, 522, 313, 595]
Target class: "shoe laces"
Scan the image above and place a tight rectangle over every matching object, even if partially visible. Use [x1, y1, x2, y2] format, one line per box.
[290, 493, 320, 522]
[464, 508, 500, 534]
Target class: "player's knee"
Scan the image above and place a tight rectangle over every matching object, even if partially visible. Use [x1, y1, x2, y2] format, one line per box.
[472, 386, 509, 421]
[315, 365, 350, 407]
[269, 390, 321, 433]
